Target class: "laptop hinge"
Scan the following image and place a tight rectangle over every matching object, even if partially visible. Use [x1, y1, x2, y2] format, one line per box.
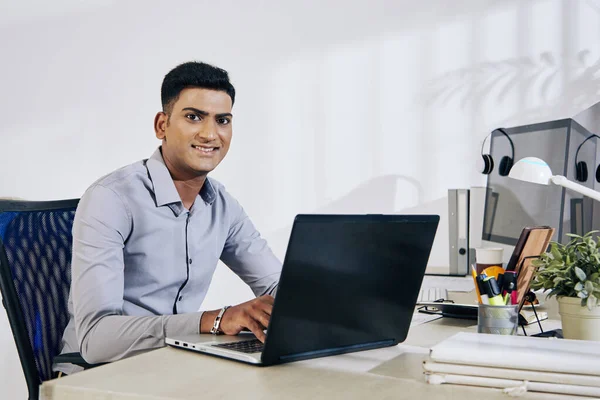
[278, 339, 395, 363]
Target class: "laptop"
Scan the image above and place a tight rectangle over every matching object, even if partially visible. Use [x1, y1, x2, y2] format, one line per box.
[166, 214, 439, 366]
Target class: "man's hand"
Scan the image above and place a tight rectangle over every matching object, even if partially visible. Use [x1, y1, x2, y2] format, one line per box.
[201, 295, 274, 342]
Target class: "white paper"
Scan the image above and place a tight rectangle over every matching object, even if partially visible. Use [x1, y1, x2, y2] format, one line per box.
[410, 312, 442, 326]
[296, 343, 427, 374]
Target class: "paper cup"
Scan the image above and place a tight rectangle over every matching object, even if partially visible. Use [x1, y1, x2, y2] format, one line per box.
[475, 247, 503, 275]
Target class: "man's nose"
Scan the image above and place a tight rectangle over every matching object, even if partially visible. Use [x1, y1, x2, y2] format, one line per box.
[197, 125, 216, 141]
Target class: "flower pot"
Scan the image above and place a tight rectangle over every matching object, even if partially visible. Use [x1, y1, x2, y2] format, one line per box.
[558, 297, 600, 341]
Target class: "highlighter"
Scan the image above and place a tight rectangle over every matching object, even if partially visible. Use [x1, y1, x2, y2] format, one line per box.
[482, 266, 504, 300]
[476, 274, 489, 305]
[482, 277, 504, 306]
[511, 290, 518, 306]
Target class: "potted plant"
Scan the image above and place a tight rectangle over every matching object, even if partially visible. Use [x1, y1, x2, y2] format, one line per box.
[531, 231, 600, 341]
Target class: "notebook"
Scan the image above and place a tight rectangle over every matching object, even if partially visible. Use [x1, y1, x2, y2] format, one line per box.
[166, 214, 439, 366]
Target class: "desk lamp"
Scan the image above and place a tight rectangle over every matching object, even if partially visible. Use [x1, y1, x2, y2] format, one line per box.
[508, 157, 600, 202]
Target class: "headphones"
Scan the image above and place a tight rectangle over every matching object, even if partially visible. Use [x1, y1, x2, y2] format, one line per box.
[575, 134, 600, 183]
[480, 128, 515, 177]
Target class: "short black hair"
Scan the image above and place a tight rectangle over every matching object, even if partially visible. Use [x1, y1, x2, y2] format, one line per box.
[161, 61, 235, 115]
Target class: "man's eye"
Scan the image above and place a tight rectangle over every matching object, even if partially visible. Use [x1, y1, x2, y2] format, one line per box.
[218, 118, 231, 125]
[186, 114, 201, 121]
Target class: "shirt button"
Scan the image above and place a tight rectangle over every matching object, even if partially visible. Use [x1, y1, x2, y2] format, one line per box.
[189, 259, 192, 264]
[179, 296, 183, 301]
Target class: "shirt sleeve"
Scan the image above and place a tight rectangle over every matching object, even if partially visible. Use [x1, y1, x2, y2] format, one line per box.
[72, 184, 202, 364]
[219, 193, 282, 297]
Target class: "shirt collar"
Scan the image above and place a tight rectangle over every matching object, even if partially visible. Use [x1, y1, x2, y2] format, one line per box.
[200, 177, 217, 205]
[146, 147, 217, 210]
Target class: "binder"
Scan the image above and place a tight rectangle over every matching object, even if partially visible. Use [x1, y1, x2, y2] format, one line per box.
[448, 189, 469, 276]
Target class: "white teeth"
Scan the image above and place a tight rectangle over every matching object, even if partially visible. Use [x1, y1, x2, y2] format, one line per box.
[193, 145, 215, 152]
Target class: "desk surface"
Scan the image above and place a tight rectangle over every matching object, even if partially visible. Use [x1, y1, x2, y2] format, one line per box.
[40, 293, 569, 400]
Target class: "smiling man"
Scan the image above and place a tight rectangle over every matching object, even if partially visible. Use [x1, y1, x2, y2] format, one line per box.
[54, 62, 282, 375]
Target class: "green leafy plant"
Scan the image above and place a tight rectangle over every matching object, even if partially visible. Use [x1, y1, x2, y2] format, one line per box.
[532, 231, 600, 310]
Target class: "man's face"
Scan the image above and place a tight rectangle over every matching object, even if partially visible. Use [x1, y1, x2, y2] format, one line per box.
[155, 87, 233, 178]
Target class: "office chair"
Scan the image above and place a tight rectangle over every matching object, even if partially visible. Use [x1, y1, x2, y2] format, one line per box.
[0, 199, 96, 400]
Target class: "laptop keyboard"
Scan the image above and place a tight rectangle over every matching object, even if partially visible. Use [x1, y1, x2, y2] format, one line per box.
[212, 339, 264, 354]
[416, 287, 448, 303]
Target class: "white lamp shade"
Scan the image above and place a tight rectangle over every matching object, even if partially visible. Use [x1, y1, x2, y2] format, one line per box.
[508, 157, 553, 185]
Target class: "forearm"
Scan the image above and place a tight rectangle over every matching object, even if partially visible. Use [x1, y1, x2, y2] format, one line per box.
[199, 309, 221, 333]
[78, 312, 202, 364]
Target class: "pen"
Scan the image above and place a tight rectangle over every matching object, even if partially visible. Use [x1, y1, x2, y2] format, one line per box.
[471, 265, 483, 304]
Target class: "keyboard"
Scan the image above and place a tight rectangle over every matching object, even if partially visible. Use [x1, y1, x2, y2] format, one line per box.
[416, 287, 448, 303]
[212, 338, 264, 354]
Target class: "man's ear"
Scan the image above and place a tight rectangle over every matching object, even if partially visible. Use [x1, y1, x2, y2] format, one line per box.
[154, 112, 168, 140]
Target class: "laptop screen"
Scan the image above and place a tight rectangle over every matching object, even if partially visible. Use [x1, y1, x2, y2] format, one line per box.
[261, 214, 439, 364]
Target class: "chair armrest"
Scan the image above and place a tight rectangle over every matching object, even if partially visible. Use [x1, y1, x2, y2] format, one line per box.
[54, 352, 105, 369]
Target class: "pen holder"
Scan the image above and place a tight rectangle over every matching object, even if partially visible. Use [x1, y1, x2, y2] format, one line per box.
[477, 304, 519, 335]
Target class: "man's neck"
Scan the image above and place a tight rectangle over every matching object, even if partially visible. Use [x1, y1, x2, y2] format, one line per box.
[172, 177, 206, 210]
[161, 151, 207, 210]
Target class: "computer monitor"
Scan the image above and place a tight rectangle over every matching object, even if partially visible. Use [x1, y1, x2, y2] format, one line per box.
[481, 119, 597, 260]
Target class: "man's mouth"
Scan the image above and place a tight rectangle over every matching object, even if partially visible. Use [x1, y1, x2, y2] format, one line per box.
[192, 144, 218, 154]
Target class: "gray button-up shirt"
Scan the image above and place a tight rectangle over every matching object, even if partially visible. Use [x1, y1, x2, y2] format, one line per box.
[55, 148, 281, 374]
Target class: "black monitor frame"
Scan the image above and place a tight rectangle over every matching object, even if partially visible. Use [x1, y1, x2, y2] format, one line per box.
[482, 118, 595, 245]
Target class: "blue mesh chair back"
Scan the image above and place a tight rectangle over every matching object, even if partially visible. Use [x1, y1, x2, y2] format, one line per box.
[0, 199, 78, 399]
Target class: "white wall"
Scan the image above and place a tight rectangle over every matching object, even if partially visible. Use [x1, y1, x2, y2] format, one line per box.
[2, 0, 600, 397]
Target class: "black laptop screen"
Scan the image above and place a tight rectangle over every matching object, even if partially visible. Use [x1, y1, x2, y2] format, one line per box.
[261, 214, 439, 365]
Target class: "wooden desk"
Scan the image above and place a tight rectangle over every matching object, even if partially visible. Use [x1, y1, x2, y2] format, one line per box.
[40, 297, 567, 400]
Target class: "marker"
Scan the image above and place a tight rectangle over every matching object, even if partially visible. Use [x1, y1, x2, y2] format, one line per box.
[502, 271, 517, 305]
[497, 273, 504, 295]
[511, 290, 518, 306]
[502, 271, 517, 293]
[483, 277, 504, 306]
[477, 274, 489, 305]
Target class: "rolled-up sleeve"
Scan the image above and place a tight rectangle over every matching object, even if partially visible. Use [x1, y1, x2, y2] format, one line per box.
[219, 195, 282, 297]
[72, 185, 202, 364]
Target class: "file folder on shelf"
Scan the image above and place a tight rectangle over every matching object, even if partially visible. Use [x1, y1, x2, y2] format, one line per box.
[448, 189, 469, 276]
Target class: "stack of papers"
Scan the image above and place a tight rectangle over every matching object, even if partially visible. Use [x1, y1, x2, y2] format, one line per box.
[425, 332, 600, 398]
